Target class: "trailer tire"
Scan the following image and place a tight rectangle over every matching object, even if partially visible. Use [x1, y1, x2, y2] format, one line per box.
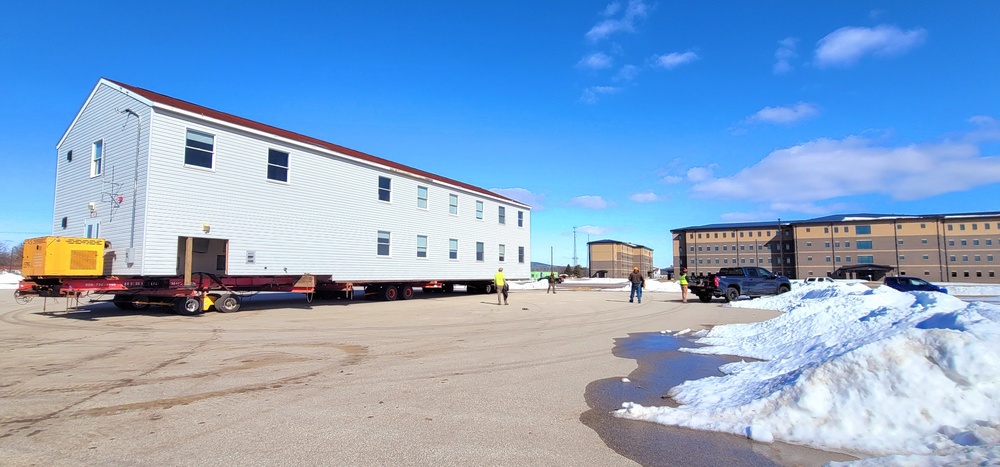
[175, 297, 203, 315]
[484, 284, 495, 294]
[400, 286, 414, 300]
[130, 294, 150, 310]
[113, 295, 135, 310]
[443, 283, 454, 293]
[698, 294, 713, 303]
[724, 287, 740, 303]
[382, 286, 398, 301]
[216, 294, 242, 313]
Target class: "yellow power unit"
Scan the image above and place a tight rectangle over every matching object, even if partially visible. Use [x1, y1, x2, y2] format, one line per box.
[21, 236, 106, 278]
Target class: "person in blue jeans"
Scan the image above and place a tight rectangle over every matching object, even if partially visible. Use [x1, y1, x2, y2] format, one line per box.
[628, 266, 645, 303]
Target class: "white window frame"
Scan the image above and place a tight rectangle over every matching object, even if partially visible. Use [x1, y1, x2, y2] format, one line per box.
[499, 244, 505, 262]
[184, 129, 215, 170]
[475, 200, 483, 220]
[266, 148, 289, 183]
[377, 230, 391, 256]
[378, 176, 391, 202]
[498, 206, 506, 225]
[449, 239, 458, 260]
[417, 186, 428, 209]
[449, 194, 459, 215]
[84, 220, 100, 239]
[518, 211, 523, 227]
[476, 242, 484, 262]
[417, 235, 428, 258]
[91, 139, 104, 177]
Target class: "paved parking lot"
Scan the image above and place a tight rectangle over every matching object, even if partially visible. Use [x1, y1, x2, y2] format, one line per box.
[0, 289, 848, 466]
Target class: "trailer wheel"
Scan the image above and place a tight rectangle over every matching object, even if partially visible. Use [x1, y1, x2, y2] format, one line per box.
[175, 296, 203, 315]
[400, 286, 414, 300]
[724, 287, 740, 303]
[443, 283, 454, 293]
[13, 290, 32, 305]
[113, 295, 135, 310]
[698, 294, 713, 303]
[216, 294, 242, 313]
[381, 286, 398, 301]
[484, 284, 495, 294]
[130, 294, 150, 310]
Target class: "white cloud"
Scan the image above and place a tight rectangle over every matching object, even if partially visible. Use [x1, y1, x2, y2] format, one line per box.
[745, 102, 820, 125]
[586, 0, 649, 42]
[689, 131, 1000, 206]
[491, 188, 545, 210]
[815, 25, 927, 68]
[652, 51, 698, 69]
[569, 195, 611, 209]
[686, 166, 714, 182]
[578, 225, 610, 236]
[773, 37, 798, 74]
[661, 174, 683, 184]
[578, 52, 613, 70]
[615, 64, 640, 82]
[580, 85, 621, 104]
[629, 191, 662, 203]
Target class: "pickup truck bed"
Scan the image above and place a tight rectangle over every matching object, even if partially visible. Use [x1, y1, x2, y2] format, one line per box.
[688, 267, 792, 303]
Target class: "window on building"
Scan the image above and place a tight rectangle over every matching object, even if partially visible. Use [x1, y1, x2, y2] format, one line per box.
[897, 224, 902, 230]
[518, 211, 523, 227]
[949, 240, 955, 246]
[977, 271, 982, 277]
[950, 255, 956, 262]
[856, 241, 872, 249]
[989, 255, 995, 262]
[836, 257, 841, 263]
[91, 139, 104, 177]
[952, 271, 957, 277]
[499, 244, 505, 262]
[825, 242, 831, 248]
[975, 255, 981, 262]
[698, 246, 703, 252]
[519, 246, 524, 263]
[826, 257, 831, 263]
[948, 225, 953, 231]
[846, 257, 852, 262]
[973, 224, 978, 230]
[807, 256, 813, 261]
[690, 246, 694, 252]
[377, 231, 390, 256]
[921, 223, 926, 228]
[899, 255, 905, 260]
[806, 242, 812, 247]
[974, 240, 980, 246]
[961, 240, 967, 246]
[835, 242, 840, 248]
[923, 255, 929, 260]
[266, 149, 289, 182]
[475, 200, 482, 219]
[963, 256, 969, 262]
[856, 225, 871, 235]
[476, 242, 484, 261]
[417, 235, 427, 258]
[498, 206, 506, 224]
[806, 228, 811, 233]
[450, 195, 459, 215]
[845, 241, 851, 247]
[834, 227, 839, 233]
[922, 239, 928, 244]
[417, 186, 428, 209]
[844, 226, 851, 233]
[84, 220, 100, 239]
[378, 176, 391, 202]
[450, 239, 458, 259]
[858, 256, 874, 264]
[960, 224, 966, 231]
[898, 240, 904, 245]
[964, 271, 970, 277]
[723, 246, 727, 251]
[184, 129, 214, 169]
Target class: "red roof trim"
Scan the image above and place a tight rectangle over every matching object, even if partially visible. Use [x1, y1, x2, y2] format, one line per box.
[104, 79, 525, 207]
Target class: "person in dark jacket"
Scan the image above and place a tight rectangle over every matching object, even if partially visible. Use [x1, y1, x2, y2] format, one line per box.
[628, 266, 645, 303]
[546, 272, 557, 294]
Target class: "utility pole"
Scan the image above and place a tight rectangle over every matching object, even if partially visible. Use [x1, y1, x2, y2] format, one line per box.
[550, 246, 553, 275]
[572, 226, 578, 267]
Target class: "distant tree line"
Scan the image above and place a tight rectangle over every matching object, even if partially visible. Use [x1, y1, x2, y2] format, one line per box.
[562, 264, 586, 277]
[0, 240, 25, 272]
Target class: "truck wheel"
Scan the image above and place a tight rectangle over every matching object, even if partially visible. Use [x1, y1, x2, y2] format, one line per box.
[216, 294, 242, 313]
[485, 284, 495, 294]
[698, 294, 712, 303]
[777, 285, 790, 294]
[130, 294, 150, 310]
[400, 286, 414, 300]
[113, 295, 135, 310]
[382, 286, 398, 301]
[724, 287, 740, 303]
[175, 296, 203, 315]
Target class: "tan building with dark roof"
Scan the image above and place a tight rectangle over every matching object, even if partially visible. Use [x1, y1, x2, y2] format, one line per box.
[672, 212, 1000, 284]
[587, 240, 653, 279]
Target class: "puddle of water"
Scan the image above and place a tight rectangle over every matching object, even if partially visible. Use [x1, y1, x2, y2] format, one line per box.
[582, 332, 857, 466]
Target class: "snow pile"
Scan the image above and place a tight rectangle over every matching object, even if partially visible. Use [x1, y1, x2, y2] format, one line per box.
[615, 281, 1000, 461]
[0, 271, 22, 289]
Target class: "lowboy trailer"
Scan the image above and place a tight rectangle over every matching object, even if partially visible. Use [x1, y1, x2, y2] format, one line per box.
[14, 237, 500, 315]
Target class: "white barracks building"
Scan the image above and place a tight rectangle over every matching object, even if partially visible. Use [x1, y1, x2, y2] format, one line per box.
[53, 78, 531, 282]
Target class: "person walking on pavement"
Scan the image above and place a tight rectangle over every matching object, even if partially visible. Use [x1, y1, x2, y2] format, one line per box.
[679, 267, 689, 303]
[547, 272, 557, 294]
[495, 267, 508, 305]
[628, 266, 645, 303]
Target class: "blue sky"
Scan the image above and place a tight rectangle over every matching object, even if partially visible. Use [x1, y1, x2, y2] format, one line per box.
[2, 1, 999, 268]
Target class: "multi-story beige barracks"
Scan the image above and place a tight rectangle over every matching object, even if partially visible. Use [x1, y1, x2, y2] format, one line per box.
[587, 240, 653, 278]
[672, 212, 1000, 284]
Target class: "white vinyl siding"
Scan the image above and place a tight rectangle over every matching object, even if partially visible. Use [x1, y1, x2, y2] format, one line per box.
[56, 79, 532, 280]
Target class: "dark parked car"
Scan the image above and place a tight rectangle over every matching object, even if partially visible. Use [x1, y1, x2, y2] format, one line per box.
[884, 276, 948, 294]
